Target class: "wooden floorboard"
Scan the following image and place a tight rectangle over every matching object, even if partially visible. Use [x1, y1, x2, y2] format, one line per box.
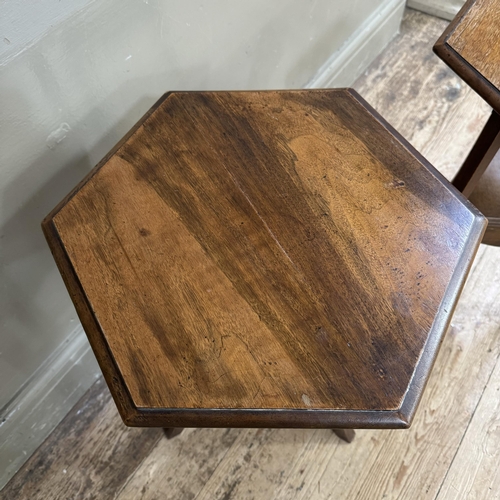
[3, 8, 500, 500]
[436, 353, 500, 500]
[0, 378, 162, 500]
[116, 428, 244, 499]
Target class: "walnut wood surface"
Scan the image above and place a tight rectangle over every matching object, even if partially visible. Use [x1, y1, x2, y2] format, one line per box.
[14, 14, 500, 499]
[434, 0, 500, 115]
[448, 0, 500, 92]
[42, 89, 485, 428]
[434, 0, 500, 246]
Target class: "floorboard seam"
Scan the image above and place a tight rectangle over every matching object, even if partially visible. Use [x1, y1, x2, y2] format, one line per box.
[271, 429, 327, 499]
[112, 431, 164, 499]
[432, 343, 500, 500]
[191, 429, 253, 500]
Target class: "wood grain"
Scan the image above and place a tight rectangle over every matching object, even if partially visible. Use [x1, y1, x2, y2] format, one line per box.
[436, 351, 500, 500]
[117, 427, 244, 500]
[434, 0, 500, 247]
[447, 0, 500, 93]
[434, 0, 500, 115]
[7, 10, 500, 500]
[43, 88, 485, 428]
[357, 7, 491, 182]
[0, 378, 161, 500]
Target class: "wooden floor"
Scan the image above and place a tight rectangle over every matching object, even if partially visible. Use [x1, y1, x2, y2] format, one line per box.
[3, 9, 500, 500]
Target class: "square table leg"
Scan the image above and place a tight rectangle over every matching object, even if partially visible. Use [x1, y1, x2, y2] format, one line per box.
[453, 110, 500, 197]
[163, 428, 184, 439]
[332, 429, 356, 443]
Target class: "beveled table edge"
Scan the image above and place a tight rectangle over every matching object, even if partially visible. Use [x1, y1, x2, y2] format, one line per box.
[42, 89, 487, 429]
[126, 408, 411, 429]
[433, 0, 500, 116]
[343, 92, 487, 427]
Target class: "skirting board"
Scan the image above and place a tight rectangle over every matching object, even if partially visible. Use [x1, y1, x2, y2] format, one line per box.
[0, 327, 100, 491]
[0, 0, 405, 490]
[407, 0, 465, 21]
[307, 0, 406, 89]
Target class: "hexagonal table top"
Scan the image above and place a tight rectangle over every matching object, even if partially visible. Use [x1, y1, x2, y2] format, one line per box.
[43, 90, 486, 429]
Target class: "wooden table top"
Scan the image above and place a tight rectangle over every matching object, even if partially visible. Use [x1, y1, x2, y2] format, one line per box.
[434, 0, 500, 114]
[42, 90, 486, 429]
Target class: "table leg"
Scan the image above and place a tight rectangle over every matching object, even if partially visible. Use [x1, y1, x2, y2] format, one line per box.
[332, 428, 356, 443]
[163, 428, 184, 439]
[452, 110, 500, 198]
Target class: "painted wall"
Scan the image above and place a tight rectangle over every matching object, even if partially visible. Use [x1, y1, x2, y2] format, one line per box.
[0, 0, 404, 487]
[408, 0, 466, 20]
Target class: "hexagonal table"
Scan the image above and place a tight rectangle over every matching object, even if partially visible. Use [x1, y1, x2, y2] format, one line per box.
[42, 90, 485, 436]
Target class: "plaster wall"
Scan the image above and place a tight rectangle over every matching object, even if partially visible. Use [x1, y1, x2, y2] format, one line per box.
[0, 0, 404, 487]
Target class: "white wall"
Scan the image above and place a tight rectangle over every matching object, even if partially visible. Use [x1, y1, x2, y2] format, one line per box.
[407, 0, 465, 20]
[0, 0, 404, 488]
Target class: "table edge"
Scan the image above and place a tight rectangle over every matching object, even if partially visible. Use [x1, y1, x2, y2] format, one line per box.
[398, 211, 486, 424]
[433, 0, 500, 115]
[348, 89, 488, 426]
[41, 89, 487, 429]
